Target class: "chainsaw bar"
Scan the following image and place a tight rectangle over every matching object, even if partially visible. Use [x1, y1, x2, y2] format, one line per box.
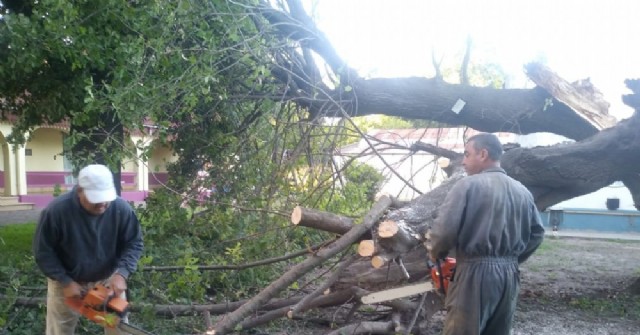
[360, 281, 435, 304]
[118, 321, 156, 335]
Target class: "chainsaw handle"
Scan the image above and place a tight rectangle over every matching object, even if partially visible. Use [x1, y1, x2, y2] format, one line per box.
[426, 258, 446, 269]
[435, 259, 446, 295]
[64, 297, 84, 312]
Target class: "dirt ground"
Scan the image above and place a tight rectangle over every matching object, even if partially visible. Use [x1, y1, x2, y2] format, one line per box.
[512, 236, 640, 335]
[268, 236, 640, 335]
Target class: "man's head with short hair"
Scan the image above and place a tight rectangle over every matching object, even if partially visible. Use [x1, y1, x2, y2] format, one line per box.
[463, 133, 503, 175]
[468, 133, 503, 160]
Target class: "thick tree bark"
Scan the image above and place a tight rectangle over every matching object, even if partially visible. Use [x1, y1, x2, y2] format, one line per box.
[350, 77, 599, 141]
[502, 111, 640, 210]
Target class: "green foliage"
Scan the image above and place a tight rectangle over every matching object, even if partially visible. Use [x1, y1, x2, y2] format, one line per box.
[52, 184, 62, 197]
[342, 161, 385, 203]
[298, 161, 385, 218]
[0, 223, 45, 333]
[0, 223, 35, 264]
[134, 189, 296, 304]
[1, 0, 285, 171]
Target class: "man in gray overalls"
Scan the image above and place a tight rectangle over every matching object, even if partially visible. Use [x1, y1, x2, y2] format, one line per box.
[430, 133, 545, 335]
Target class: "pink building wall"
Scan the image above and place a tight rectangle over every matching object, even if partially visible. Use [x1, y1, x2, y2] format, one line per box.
[15, 172, 147, 208]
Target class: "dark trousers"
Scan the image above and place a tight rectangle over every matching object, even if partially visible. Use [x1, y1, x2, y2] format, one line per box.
[442, 257, 519, 335]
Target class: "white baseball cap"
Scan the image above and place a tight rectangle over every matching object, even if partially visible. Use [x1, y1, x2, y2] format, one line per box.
[78, 164, 117, 203]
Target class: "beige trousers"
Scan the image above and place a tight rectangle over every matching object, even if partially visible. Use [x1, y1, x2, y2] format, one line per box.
[46, 278, 128, 335]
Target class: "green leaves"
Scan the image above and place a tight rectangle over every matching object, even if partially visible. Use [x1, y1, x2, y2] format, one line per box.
[1, 2, 389, 332]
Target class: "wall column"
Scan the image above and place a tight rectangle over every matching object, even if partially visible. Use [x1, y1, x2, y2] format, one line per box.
[132, 135, 152, 193]
[2, 143, 17, 196]
[136, 147, 149, 192]
[14, 144, 27, 195]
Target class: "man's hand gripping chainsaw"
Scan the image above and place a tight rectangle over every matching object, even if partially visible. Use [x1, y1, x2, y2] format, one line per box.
[65, 283, 154, 335]
[429, 257, 457, 295]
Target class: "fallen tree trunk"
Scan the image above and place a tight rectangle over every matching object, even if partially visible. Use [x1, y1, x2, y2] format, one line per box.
[501, 110, 640, 210]
[291, 206, 356, 235]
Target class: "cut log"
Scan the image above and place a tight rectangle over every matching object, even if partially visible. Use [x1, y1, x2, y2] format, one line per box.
[376, 220, 420, 253]
[358, 240, 376, 257]
[291, 206, 364, 236]
[371, 254, 391, 269]
[378, 220, 399, 238]
[335, 248, 430, 292]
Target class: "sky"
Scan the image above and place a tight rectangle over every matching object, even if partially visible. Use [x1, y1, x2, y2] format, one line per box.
[306, 0, 640, 120]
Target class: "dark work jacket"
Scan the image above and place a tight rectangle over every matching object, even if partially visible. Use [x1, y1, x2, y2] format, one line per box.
[430, 167, 544, 263]
[33, 187, 143, 284]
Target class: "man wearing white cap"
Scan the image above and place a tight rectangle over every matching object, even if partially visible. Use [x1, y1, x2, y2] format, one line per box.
[33, 164, 144, 334]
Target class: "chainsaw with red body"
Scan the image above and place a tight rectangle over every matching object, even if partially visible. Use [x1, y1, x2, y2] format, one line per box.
[361, 257, 456, 304]
[65, 283, 154, 335]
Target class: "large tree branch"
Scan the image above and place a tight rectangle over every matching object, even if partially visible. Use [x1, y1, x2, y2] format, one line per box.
[259, 0, 356, 80]
[260, 2, 610, 142]
[502, 111, 640, 210]
[351, 77, 599, 141]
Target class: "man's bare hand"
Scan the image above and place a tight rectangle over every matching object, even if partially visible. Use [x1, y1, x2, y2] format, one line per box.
[109, 273, 127, 297]
[63, 281, 82, 299]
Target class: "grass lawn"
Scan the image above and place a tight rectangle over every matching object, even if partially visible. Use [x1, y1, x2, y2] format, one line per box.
[0, 223, 36, 266]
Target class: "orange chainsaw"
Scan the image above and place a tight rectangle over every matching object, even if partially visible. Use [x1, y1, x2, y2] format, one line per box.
[360, 257, 456, 304]
[430, 257, 456, 294]
[65, 283, 154, 335]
